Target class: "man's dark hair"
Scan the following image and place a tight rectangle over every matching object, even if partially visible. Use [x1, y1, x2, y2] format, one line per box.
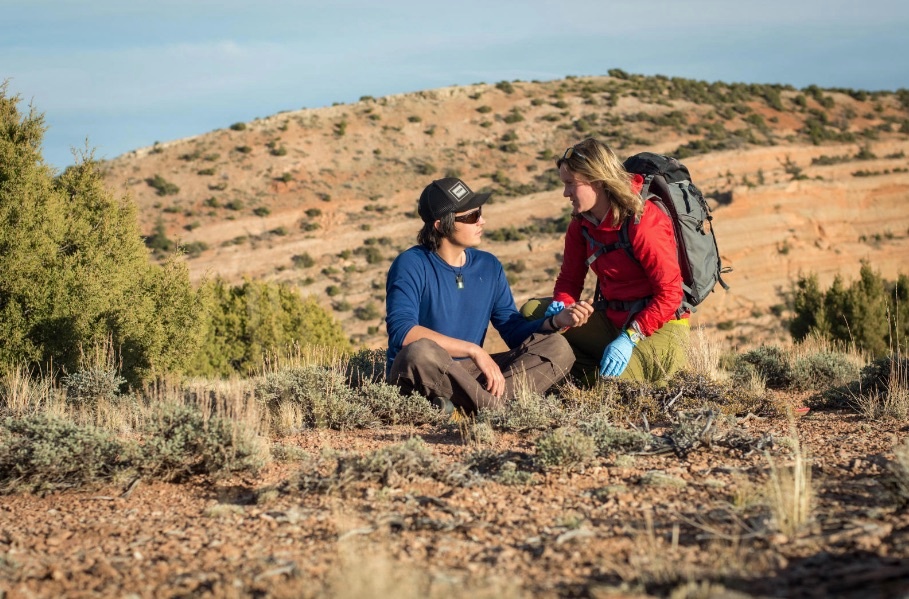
[417, 213, 455, 251]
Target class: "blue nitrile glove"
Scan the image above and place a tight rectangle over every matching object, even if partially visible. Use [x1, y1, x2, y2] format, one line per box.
[544, 300, 566, 318]
[599, 332, 637, 377]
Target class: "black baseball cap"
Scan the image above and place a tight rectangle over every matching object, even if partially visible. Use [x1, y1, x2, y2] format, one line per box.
[418, 177, 491, 223]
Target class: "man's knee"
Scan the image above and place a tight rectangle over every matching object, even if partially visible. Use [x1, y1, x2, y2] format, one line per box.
[530, 333, 575, 376]
[389, 338, 451, 385]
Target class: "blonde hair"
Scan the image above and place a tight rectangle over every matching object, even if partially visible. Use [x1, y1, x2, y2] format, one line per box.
[557, 138, 643, 225]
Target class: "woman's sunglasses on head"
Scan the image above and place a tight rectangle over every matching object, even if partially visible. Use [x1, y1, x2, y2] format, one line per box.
[561, 145, 588, 163]
[453, 207, 482, 224]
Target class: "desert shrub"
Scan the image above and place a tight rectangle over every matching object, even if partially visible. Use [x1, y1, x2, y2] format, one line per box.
[229, 122, 246, 131]
[826, 353, 909, 419]
[791, 350, 860, 391]
[292, 253, 315, 268]
[145, 174, 179, 196]
[0, 88, 204, 385]
[189, 279, 350, 378]
[354, 302, 381, 321]
[345, 348, 388, 385]
[410, 158, 436, 176]
[0, 413, 132, 492]
[535, 427, 596, 470]
[253, 206, 270, 217]
[790, 264, 909, 358]
[495, 80, 515, 94]
[465, 449, 536, 485]
[580, 417, 653, 456]
[357, 382, 439, 426]
[733, 346, 793, 389]
[182, 241, 208, 258]
[62, 365, 125, 406]
[480, 391, 567, 432]
[137, 403, 266, 482]
[255, 365, 373, 430]
[297, 437, 471, 493]
[144, 217, 175, 255]
[503, 108, 524, 124]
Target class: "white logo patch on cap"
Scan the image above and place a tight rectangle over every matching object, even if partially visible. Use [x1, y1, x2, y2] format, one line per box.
[448, 181, 470, 202]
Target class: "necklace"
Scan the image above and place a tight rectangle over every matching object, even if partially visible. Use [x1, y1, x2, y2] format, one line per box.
[436, 251, 466, 290]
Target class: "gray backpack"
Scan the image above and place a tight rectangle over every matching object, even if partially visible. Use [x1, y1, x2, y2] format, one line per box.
[583, 152, 731, 317]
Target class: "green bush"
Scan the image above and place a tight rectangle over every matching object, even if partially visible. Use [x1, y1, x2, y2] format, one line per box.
[188, 279, 350, 378]
[145, 174, 179, 196]
[292, 253, 315, 268]
[0, 87, 203, 385]
[790, 263, 909, 357]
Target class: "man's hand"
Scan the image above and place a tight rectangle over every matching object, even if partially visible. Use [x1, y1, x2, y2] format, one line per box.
[554, 300, 594, 329]
[468, 346, 506, 397]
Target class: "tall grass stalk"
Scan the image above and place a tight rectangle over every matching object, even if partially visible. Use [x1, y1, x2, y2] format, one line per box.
[0, 366, 59, 417]
[686, 325, 726, 381]
[764, 415, 812, 538]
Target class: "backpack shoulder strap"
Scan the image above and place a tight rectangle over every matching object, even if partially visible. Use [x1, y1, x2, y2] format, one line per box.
[580, 223, 629, 267]
[617, 215, 640, 264]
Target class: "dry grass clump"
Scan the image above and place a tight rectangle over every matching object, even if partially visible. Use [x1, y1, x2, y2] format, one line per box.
[321, 539, 526, 599]
[686, 325, 729, 382]
[847, 352, 909, 420]
[296, 437, 473, 494]
[0, 366, 60, 418]
[763, 420, 813, 538]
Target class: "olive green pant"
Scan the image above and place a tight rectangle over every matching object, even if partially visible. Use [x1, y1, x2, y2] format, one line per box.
[520, 298, 689, 385]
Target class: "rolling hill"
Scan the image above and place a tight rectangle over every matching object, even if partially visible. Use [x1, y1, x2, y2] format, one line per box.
[99, 73, 909, 351]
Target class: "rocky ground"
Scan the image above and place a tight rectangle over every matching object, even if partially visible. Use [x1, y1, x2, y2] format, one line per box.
[3, 405, 908, 598]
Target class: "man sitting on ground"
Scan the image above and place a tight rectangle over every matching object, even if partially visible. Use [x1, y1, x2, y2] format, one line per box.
[385, 177, 592, 415]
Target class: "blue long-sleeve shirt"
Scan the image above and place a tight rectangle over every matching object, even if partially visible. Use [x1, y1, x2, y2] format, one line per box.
[385, 246, 542, 373]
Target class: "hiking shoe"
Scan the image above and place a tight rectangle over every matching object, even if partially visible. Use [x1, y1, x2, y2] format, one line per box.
[431, 397, 466, 424]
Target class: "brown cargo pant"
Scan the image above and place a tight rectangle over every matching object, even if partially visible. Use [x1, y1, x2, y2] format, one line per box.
[388, 332, 574, 414]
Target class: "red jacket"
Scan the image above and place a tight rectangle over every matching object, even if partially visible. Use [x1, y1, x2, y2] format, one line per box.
[552, 198, 685, 337]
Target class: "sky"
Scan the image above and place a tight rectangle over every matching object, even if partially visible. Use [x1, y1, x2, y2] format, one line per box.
[4, 0, 909, 171]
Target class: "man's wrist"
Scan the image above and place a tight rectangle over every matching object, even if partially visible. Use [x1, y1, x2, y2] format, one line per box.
[549, 313, 569, 333]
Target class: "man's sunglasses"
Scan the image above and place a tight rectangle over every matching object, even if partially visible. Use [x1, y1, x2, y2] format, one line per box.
[453, 207, 482, 224]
